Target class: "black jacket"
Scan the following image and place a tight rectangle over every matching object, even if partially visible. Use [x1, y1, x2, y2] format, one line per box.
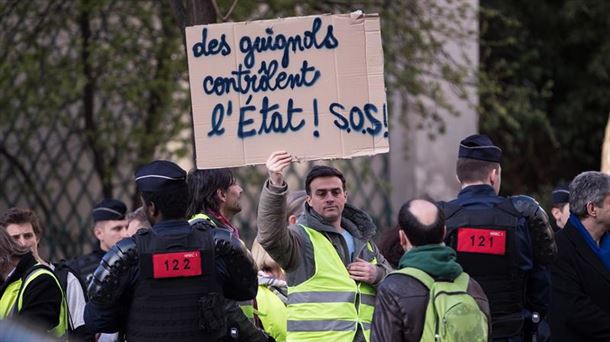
[0, 252, 62, 332]
[550, 218, 610, 341]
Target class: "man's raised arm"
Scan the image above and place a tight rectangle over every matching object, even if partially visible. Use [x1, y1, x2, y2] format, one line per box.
[257, 151, 303, 271]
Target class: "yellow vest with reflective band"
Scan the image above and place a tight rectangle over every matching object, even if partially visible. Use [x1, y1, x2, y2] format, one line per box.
[189, 213, 216, 226]
[257, 285, 288, 342]
[287, 225, 377, 342]
[0, 264, 68, 337]
[238, 285, 288, 342]
[239, 300, 255, 320]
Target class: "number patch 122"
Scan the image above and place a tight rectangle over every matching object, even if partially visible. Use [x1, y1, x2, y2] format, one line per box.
[456, 228, 506, 255]
[152, 250, 203, 279]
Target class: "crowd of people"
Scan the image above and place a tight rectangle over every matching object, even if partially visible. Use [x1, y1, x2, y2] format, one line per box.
[1, 134, 609, 342]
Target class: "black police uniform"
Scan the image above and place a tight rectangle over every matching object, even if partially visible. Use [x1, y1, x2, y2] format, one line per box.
[550, 184, 570, 232]
[440, 135, 556, 342]
[83, 160, 258, 342]
[71, 198, 127, 285]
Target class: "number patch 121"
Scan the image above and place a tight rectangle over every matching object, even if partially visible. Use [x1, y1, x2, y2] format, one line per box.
[456, 228, 506, 255]
[152, 250, 202, 279]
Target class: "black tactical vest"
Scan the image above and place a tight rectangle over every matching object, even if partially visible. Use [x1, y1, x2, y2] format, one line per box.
[441, 199, 526, 339]
[126, 225, 225, 342]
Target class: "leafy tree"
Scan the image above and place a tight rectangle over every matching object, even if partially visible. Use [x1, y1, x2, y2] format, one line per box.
[480, 0, 610, 202]
[0, 0, 190, 257]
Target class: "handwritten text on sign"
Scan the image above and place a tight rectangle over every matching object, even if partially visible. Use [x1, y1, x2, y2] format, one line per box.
[186, 13, 389, 168]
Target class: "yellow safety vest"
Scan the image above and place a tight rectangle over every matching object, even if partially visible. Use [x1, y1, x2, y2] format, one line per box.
[257, 285, 287, 342]
[189, 213, 216, 227]
[287, 225, 377, 342]
[0, 264, 68, 337]
[239, 284, 288, 342]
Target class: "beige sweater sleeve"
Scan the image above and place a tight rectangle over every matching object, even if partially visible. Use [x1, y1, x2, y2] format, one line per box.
[256, 179, 303, 271]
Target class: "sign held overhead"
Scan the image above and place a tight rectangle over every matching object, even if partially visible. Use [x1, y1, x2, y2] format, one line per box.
[186, 12, 389, 169]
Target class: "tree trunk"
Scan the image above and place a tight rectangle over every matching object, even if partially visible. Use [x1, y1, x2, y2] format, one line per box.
[169, 0, 217, 165]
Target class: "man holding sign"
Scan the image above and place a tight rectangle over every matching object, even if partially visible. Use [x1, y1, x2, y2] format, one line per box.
[257, 151, 392, 342]
[84, 160, 257, 342]
[438, 134, 557, 341]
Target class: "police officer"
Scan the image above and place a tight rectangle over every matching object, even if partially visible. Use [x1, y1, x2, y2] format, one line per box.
[84, 160, 258, 342]
[550, 184, 570, 231]
[70, 198, 128, 285]
[439, 134, 556, 342]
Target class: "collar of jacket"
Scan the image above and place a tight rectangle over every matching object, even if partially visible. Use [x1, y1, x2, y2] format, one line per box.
[0, 252, 36, 293]
[398, 244, 463, 281]
[458, 184, 496, 199]
[298, 202, 376, 240]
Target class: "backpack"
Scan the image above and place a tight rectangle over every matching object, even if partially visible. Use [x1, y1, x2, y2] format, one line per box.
[52, 261, 88, 302]
[394, 267, 488, 342]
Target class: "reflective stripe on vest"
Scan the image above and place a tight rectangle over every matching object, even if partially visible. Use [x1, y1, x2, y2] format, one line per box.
[0, 265, 68, 337]
[287, 225, 377, 342]
[189, 213, 217, 227]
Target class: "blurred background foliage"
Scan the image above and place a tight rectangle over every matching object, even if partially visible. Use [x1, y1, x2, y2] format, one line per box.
[479, 0, 610, 203]
[0, 0, 608, 257]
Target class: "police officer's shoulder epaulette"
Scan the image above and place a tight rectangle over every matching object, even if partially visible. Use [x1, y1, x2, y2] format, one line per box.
[510, 195, 557, 264]
[509, 195, 540, 217]
[135, 228, 151, 236]
[212, 227, 233, 242]
[90, 238, 138, 305]
[437, 200, 462, 220]
[190, 218, 214, 232]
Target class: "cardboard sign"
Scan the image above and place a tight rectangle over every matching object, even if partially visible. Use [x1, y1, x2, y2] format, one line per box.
[185, 12, 389, 169]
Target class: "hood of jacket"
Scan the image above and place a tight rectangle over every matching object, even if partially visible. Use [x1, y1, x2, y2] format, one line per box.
[298, 202, 377, 240]
[398, 244, 463, 281]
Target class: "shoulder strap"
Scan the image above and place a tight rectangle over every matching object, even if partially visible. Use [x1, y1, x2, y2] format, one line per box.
[13, 264, 61, 316]
[432, 272, 470, 295]
[54, 261, 89, 301]
[392, 267, 435, 290]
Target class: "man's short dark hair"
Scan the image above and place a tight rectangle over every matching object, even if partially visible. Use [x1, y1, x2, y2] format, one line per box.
[398, 200, 445, 246]
[141, 183, 188, 220]
[305, 166, 346, 195]
[456, 158, 500, 184]
[0, 208, 43, 239]
[186, 168, 235, 217]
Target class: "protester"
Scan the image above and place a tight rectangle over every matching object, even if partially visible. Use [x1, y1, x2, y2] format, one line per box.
[439, 134, 556, 341]
[377, 226, 403, 269]
[186, 167, 274, 341]
[550, 184, 570, 231]
[70, 199, 128, 285]
[550, 171, 610, 341]
[0, 225, 67, 337]
[249, 240, 288, 342]
[186, 168, 243, 237]
[125, 206, 152, 237]
[1, 208, 92, 341]
[241, 189, 306, 342]
[371, 199, 490, 341]
[84, 160, 258, 341]
[258, 150, 392, 341]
